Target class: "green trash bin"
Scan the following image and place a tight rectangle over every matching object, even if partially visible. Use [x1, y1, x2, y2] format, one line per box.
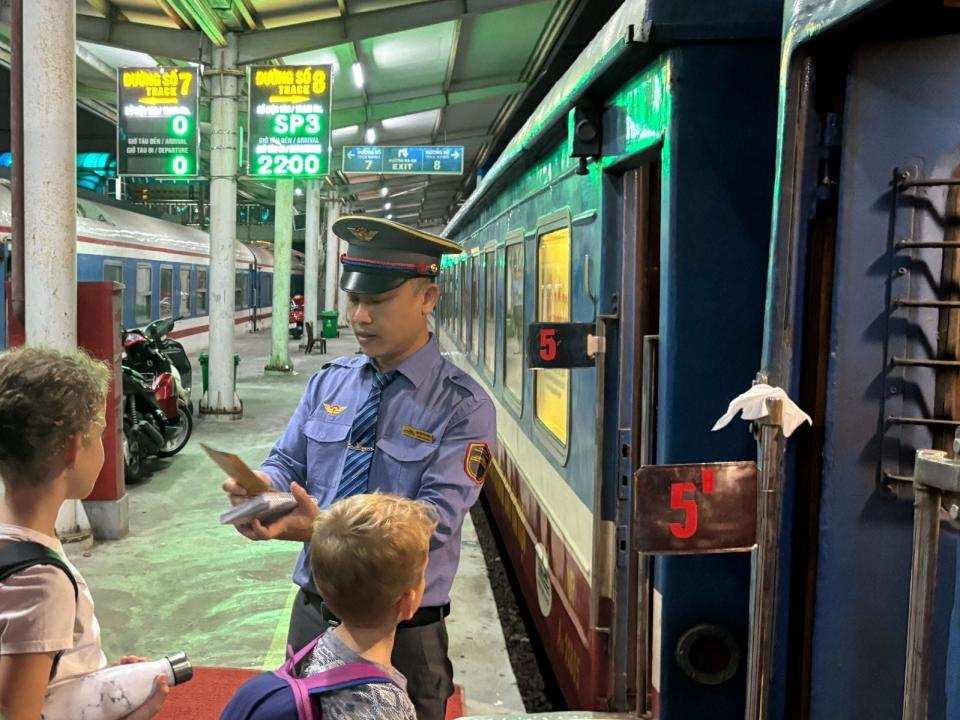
[320, 310, 339, 339]
[198, 352, 240, 395]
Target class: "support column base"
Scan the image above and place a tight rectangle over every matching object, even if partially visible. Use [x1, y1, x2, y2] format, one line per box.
[199, 393, 244, 420]
[82, 495, 130, 541]
[264, 361, 294, 376]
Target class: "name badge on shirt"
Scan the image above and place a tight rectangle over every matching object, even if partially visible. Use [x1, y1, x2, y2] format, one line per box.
[401, 425, 434, 443]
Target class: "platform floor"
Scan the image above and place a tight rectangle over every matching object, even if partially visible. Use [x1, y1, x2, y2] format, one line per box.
[63, 328, 525, 716]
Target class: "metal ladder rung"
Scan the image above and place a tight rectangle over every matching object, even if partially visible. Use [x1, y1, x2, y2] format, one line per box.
[896, 241, 960, 250]
[894, 299, 960, 309]
[883, 471, 915, 484]
[892, 357, 960, 369]
[888, 416, 960, 428]
[899, 178, 960, 189]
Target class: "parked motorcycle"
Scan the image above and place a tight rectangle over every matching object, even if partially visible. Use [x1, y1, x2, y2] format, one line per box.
[289, 294, 304, 339]
[121, 365, 190, 482]
[123, 317, 193, 415]
[121, 319, 193, 481]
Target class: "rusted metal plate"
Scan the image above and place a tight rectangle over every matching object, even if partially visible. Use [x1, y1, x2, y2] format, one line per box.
[634, 461, 758, 554]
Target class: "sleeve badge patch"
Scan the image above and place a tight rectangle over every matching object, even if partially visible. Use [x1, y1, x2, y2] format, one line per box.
[464, 442, 492, 485]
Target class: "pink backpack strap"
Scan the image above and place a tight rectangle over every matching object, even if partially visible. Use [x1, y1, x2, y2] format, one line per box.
[284, 635, 323, 671]
[300, 661, 398, 693]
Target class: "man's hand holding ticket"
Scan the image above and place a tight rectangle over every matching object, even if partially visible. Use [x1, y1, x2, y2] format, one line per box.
[202, 443, 272, 499]
[205, 443, 320, 543]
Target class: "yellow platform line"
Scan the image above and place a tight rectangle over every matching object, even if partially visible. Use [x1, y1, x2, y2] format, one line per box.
[261, 585, 299, 669]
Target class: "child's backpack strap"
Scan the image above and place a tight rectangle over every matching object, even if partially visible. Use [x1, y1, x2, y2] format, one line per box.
[0, 541, 79, 680]
[276, 658, 399, 720]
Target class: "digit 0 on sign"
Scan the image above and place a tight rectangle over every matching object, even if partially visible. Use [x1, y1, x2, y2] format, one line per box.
[171, 155, 189, 176]
[171, 115, 190, 137]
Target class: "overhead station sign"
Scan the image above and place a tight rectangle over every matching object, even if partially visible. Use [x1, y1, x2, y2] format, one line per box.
[342, 145, 464, 175]
[117, 66, 199, 177]
[247, 65, 333, 178]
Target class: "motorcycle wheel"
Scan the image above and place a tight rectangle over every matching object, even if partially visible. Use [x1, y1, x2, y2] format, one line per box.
[157, 406, 192, 457]
[123, 429, 145, 483]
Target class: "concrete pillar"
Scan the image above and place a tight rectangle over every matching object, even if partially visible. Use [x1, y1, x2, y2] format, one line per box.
[24, 1, 76, 349]
[304, 180, 321, 336]
[324, 199, 340, 312]
[23, 0, 88, 538]
[265, 179, 294, 374]
[202, 34, 242, 418]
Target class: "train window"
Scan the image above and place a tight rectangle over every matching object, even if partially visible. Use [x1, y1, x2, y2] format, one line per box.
[135, 265, 152, 324]
[504, 241, 524, 402]
[484, 250, 496, 375]
[103, 262, 123, 285]
[535, 227, 570, 447]
[179, 267, 191, 317]
[470, 256, 480, 356]
[159, 267, 173, 317]
[235, 272, 248, 309]
[197, 269, 208, 314]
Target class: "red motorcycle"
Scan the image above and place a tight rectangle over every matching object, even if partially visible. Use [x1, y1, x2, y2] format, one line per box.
[289, 294, 305, 339]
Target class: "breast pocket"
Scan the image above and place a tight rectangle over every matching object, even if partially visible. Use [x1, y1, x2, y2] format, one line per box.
[374, 436, 438, 493]
[303, 418, 350, 492]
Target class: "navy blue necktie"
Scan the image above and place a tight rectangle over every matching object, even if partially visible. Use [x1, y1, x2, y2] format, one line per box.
[335, 369, 395, 500]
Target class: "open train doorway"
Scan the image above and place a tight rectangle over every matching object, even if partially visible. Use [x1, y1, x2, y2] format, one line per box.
[600, 160, 660, 711]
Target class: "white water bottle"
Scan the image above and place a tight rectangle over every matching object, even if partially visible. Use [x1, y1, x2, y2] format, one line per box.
[41, 652, 193, 720]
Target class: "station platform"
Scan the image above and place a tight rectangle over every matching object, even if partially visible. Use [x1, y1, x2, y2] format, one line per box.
[62, 328, 525, 717]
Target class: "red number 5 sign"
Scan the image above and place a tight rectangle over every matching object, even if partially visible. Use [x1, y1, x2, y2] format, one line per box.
[539, 328, 558, 361]
[635, 462, 757, 554]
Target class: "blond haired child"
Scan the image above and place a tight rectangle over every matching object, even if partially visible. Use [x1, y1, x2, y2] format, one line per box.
[0, 347, 168, 720]
[305, 493, 438, 720]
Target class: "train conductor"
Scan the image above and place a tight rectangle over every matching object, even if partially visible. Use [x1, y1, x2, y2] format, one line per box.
[222, 216, 496, 720]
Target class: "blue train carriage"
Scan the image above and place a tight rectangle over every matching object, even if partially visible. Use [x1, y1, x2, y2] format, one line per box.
[762, 1, 960, 718]
[439, 0, 781, 715]
[0, 178, 289, 354]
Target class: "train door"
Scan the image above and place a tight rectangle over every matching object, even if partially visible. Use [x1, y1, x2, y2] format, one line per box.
[773, 33, 960, 720]
[600, 161, 660, 711]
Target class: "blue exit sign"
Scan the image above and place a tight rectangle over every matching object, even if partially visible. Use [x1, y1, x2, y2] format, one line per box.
[342, 145, 464, 175]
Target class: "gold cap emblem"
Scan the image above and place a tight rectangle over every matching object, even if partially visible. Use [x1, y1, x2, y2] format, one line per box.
[348, 226, 379, 242]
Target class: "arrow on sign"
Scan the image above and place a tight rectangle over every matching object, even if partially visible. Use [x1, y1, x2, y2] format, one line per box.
[139, 96, 179, 105]
[452, 151, 460, 159]
[268, 94, 311, 104]
[348, 149, 356, 158]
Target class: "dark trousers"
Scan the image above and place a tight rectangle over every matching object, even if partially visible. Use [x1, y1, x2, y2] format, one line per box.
[287, 588, 454, 720]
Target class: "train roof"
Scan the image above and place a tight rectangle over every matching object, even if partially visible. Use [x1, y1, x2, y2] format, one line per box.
[444, 0, 781, 237]
[784, 0, 880, 53]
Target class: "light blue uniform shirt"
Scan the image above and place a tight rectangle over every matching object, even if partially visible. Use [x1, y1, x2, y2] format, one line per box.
[259, 336, 496, 607]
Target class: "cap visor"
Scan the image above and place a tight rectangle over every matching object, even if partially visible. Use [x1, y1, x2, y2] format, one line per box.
[339, 270, 409, 295]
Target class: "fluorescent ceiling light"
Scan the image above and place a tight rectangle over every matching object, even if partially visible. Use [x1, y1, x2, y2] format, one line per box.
[294, 187, 303, 196]
[380, 110, 440, 131]
[384, 202, 392, 210]
[365, 127, 377, 144]
[386, 213, 393, 220]
[332, 125, 360, 138]
[380, 186, 389, 197]
[352, 63, 364, 88]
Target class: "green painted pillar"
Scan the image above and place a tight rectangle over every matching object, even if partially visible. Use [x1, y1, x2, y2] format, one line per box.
[265, 178, 294, 374]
